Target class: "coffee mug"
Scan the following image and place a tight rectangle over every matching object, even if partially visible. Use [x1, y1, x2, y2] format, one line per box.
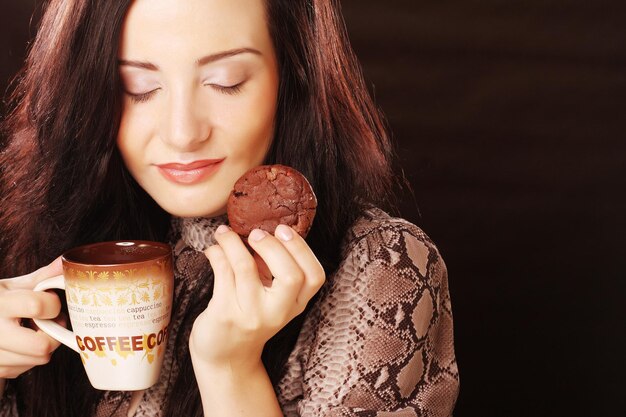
[33, 241, 174, 391]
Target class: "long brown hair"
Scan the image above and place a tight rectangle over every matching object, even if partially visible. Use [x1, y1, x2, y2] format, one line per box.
[0, 0, 395, 415]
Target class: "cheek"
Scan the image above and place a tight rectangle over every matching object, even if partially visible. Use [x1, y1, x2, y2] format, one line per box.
[116, 120, 138, 171]
[116, 117, 133, 164]
[228, 82, 278, 151]
[117, 104, 154, 164]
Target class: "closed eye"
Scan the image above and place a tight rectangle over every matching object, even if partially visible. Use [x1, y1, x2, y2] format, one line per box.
[207, 82, 244, 96]
[126, 88, 160, 103]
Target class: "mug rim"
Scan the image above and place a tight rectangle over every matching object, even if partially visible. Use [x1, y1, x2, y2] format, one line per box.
[62, 240, 172, 268]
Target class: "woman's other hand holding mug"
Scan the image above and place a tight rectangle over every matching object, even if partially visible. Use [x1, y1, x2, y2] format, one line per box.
[0, 258, 64, 380]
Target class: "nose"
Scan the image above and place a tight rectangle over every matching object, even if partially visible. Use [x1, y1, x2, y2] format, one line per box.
[160, 88, 210, 151]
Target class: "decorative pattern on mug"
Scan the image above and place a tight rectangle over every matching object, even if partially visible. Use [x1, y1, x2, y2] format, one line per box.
[64, 260, 173, 307]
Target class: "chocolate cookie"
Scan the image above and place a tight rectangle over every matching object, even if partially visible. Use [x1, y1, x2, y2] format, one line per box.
[227, 165, 317, 239]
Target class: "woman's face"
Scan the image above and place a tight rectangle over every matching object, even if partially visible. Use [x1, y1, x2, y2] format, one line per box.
[117, 0, 278, 217]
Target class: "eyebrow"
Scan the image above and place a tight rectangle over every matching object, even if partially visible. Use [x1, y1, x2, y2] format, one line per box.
[118, 47, 262, 71]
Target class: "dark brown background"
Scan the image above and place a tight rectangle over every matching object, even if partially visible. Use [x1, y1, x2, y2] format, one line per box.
[1, 1, 625, 416]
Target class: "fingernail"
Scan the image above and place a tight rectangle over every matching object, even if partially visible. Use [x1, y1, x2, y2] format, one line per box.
[275, 224, 293, 241]
[216, 225, 230, 234]
[248, 228, 268, 242]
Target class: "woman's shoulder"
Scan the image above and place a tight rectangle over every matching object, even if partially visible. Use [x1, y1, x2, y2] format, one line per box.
[326, 206, 448, 303]
[340, 206, 445, 272]
[345, 207, 433, 241]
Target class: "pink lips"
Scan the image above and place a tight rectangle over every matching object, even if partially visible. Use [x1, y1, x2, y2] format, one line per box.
[156, 158, 225, 185]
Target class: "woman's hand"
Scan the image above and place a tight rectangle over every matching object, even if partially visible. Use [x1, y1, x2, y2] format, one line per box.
[0, 258, 64, 380]
[189, 224, 324, 416]
[190, 224, 325, 372]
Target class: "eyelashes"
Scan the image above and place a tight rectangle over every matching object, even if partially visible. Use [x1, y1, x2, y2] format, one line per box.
[128, 90, 158, 103]
[125, 82, 245, 104]
[208, 83, 244, 96]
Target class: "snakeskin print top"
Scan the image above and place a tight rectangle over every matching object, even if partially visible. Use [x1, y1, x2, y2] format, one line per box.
[0, 208, 459, 416]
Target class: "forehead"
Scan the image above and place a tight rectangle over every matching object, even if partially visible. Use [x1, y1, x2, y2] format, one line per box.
[119, 0, 270, 60]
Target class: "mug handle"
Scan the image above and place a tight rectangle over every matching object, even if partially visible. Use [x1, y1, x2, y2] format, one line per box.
[32, 275, 81, 353]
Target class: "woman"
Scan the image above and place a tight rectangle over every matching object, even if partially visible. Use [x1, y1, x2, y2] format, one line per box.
[0, 0, 459, 416]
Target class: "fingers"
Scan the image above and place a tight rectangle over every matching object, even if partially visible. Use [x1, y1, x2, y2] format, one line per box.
[249, 225, 325, 309]
[212, 225, 263, 304]
[0, 333, 57, 378]
[274, 225, 325, 306]
[3, 257, 63, 290]
[0, 319, 60, 357]
[247, 228, 305, 305]
[0, 364, 35, 379]
[209, 223, 325, 318]
[251, 253, 273, 287]
[0, 347, 53, 367]
[0, 290, 62, 319]
[204, 244, 235, 304]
